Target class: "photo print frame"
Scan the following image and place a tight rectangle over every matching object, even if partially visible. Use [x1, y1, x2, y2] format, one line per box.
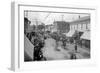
[11, 2, 97, 71]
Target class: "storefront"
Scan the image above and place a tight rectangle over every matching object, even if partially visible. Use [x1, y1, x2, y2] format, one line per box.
[80, 31, 90, 49]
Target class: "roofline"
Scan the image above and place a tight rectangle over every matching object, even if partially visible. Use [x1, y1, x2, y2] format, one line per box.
[70, 16, 90, 24]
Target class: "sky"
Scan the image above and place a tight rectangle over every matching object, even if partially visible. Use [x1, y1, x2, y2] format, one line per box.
[24, 11, 89, 25]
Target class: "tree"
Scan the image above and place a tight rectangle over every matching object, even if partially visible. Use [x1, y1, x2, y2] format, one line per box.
[37, 23, 45, 31]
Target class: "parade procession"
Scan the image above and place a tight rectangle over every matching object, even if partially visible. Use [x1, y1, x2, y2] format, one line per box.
[24, 11, 90, 62]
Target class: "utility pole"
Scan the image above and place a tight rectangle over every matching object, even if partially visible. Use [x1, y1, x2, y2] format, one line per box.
[35, 18, 38, 31]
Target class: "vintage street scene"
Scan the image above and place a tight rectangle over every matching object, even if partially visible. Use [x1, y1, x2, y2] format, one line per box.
[24, 11, 90, 62]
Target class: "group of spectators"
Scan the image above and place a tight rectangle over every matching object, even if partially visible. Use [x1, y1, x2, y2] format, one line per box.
[25, 30, 78, 61]
[24, 17, 78, 61]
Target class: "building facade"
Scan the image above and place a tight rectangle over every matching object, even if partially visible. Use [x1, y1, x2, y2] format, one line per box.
[69, 16, 90, 32]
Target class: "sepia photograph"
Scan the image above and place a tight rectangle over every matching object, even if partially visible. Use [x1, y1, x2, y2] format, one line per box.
[24, 11, 91, 62]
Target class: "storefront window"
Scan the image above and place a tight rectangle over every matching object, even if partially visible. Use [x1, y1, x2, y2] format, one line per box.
[83, 24, 86, 31]
[78, 24, 81, 31]
[88, 23, 90, 30]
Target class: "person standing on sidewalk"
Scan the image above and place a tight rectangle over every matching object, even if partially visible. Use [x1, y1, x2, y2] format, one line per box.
[75, 43, 77, 53]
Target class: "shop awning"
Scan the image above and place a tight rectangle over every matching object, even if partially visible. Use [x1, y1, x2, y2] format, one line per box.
[80, 31, 90, 40]
[65, 30, 75, 37]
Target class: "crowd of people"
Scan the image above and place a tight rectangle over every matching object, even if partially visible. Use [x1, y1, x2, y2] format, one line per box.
[24, 17, 79, 61]
[25, 30, 79, 61]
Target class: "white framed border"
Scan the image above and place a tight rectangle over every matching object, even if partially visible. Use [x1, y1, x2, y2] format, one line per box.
[11, 2, 97, 71]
